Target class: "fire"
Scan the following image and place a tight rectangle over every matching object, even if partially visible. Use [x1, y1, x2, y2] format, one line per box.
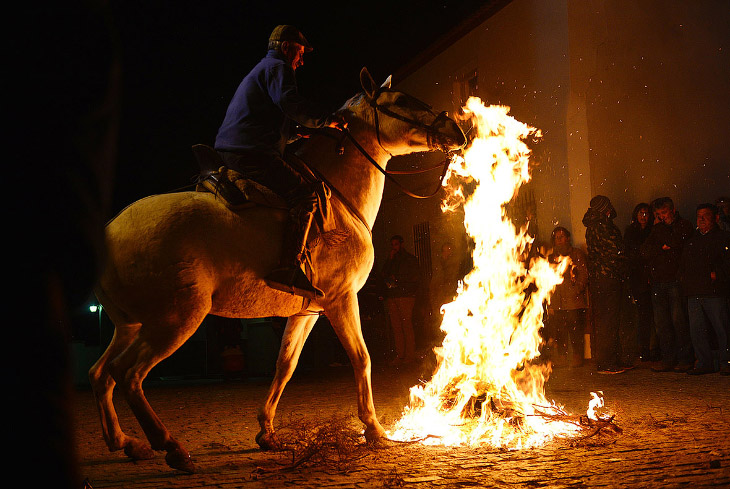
[387, 97, 601, 448]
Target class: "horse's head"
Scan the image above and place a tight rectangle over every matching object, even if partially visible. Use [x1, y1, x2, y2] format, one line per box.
[341, 68, 466, 156]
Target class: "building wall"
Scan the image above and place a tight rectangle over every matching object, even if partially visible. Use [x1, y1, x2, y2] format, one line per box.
[377, 0, 571, 272]
[376, 0, 729, 271]
[568, 0, 730, 231]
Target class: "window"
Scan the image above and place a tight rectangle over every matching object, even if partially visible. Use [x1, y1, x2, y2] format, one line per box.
[413, 221, 432, 279]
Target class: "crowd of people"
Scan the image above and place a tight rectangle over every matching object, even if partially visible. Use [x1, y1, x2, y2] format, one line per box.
[546, 194, 730, 375]
[379, 195, 729, 377]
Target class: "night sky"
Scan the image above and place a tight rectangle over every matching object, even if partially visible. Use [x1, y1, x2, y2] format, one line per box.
[109, 0, 494, 213]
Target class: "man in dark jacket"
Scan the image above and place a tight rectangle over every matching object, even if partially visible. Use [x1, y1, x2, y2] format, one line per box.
[381, 235, 421, 366]
[641, 197, 695, 372]
[624, 203, 657, 362]
[582, 195, 629, 374]
[215, 25, 343, 300]
[680, 204, 730, 375]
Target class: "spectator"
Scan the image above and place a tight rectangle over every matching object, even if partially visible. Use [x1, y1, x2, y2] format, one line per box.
[679, 204, 730, 375]
[624, 203, 659, 363]
[641, 197, 695, 372]
[381, 235, 421, 366]
[582, 195, 630, 374]
[545, 226, 589, 367]
[716, 196, 730, 232]
[650, 198, 663, 224]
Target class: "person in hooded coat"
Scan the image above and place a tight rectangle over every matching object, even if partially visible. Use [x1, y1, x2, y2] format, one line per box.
[582, 195, 630, 374]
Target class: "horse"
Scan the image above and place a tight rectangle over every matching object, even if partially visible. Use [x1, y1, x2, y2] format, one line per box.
[89, 67, 466, 473]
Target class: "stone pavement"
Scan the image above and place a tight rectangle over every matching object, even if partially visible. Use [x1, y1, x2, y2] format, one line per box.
[72, 362, 730, 488]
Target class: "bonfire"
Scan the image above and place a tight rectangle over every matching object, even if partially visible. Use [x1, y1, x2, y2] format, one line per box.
[388, 98, 619, 448]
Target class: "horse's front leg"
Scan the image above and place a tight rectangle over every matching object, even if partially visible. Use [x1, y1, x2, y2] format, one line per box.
[324, 293, 386, 443]
[256, 313, 319, 450]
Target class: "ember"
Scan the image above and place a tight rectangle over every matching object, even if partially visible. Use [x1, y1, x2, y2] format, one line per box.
[388, 98, 618, 448]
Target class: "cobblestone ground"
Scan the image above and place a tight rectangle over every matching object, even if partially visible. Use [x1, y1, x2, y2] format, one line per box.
[73, 362, 730, 488]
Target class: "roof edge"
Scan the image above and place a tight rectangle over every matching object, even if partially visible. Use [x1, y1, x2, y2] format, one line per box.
[393, 0, 513, 83]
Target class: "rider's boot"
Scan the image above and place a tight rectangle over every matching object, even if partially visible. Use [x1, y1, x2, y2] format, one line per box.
[264, 204, 325, 300]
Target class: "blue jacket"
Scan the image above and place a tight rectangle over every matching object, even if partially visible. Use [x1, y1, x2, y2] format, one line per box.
[215, 50, 331, 157]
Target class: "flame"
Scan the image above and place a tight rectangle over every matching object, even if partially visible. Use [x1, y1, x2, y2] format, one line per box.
[587, 391, 605, 421]
[387, 98, 598, 448]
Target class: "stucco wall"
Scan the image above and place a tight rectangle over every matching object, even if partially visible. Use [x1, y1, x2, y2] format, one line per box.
[377, 0, 729, 268]
[569, 0, 730, 232]
[378, 0, 571, 271]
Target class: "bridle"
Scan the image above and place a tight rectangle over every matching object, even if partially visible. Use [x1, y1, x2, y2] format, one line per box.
[340, 87, 464, 199]
[368, 87, 458, 155]
[291, 89, 464, 235]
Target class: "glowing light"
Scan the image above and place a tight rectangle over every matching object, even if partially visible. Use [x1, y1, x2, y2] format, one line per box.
[587, 391, 604, 421]
[387, 97, 599, 449]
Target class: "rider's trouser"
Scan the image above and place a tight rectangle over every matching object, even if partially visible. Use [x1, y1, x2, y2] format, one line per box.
[217, 150, 304, 199]
[217, 149, 321, 297]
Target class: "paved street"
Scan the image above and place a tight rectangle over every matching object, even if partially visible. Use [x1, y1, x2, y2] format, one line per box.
[73, 361, 730, 488]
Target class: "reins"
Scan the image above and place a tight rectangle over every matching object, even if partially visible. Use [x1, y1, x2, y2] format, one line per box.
[289, 150, 373, 236]
[289, 89, 462, 233]
[342, 129, 452, 199]
[354, 86, 462, 199]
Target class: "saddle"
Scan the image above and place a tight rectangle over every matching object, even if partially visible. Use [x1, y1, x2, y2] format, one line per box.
[193, 144, 325, 305]
[192, 144, 336, 235]
[193, 144, 287, 210]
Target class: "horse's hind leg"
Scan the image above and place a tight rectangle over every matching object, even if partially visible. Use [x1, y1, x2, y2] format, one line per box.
[256, 313, 318, 450]
[88, 300, 155, 461]
[109, 317, 204, 473]
[324, 293, 385, 443]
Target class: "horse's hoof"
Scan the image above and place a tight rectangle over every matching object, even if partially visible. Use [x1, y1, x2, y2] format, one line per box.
[123, 439, 155, 460]
[364, 424, 386, 444]
[165, 447, 195, 474]
[255, 430, 281, 451]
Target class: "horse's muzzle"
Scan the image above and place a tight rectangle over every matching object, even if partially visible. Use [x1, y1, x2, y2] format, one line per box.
[428, 111, 467, 152]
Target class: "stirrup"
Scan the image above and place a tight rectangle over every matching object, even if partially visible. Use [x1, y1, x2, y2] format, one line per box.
[264, 266, 324, 300]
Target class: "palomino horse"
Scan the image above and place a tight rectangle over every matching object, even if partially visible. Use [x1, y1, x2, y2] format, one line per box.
[90, 68, 466, 473]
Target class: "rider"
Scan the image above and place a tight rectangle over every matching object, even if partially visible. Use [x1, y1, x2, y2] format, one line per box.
[215, 25, 344, 300]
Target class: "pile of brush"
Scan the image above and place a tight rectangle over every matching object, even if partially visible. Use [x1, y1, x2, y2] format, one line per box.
[252, 413, 373, 478]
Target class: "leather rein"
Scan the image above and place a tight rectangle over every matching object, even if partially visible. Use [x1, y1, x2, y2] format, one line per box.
[342, 130, 452, 200]
[293, 90, 460, 235]
[344, 87, 460, 199]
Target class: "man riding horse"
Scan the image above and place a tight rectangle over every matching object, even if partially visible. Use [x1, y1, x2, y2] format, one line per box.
[215, 25, 344, 300]
[91, 65, 466, 473]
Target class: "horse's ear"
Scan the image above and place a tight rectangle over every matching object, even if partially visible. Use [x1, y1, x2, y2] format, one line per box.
[381, 75, 392, 89]
[360, 67, 377, 99]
